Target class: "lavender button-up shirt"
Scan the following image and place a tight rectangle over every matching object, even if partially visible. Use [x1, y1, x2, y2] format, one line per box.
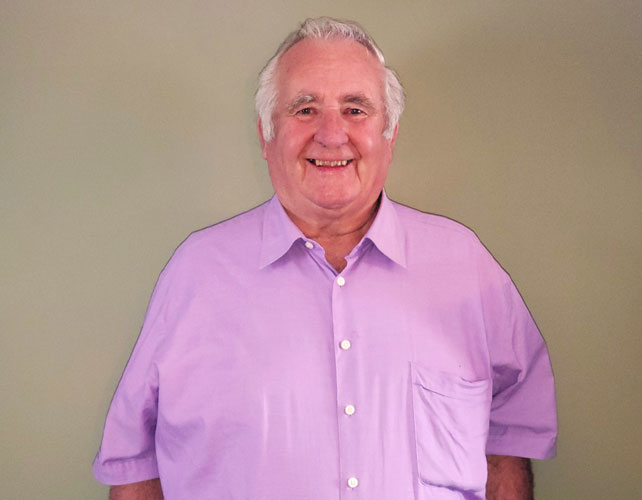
[94, 192, 557, 499]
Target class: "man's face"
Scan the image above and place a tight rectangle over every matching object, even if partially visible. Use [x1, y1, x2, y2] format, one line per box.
[260, 38, 397, 225]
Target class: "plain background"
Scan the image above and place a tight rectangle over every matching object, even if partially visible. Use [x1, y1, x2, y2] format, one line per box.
[2, 1, 640, 498]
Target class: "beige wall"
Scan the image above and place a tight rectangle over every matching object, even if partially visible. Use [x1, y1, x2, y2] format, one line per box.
[2, 1, 640, 498]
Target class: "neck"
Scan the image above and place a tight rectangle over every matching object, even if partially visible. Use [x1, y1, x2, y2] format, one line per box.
[284, 196, 381, 273]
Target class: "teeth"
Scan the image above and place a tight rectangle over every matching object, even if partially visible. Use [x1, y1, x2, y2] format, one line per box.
[313, 159, 349, 167]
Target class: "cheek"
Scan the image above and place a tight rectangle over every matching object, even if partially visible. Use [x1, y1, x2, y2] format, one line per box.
[358, 133, 393, 162]
[265, 146, 301, 187]
[272, 129, 309, 160]
[353, 121, 387, 149]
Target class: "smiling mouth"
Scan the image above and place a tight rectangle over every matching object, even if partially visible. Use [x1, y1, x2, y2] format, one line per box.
[306, 159, 353, 167]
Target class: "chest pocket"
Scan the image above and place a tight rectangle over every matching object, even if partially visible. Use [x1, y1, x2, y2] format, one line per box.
[411, 364, 491, 498]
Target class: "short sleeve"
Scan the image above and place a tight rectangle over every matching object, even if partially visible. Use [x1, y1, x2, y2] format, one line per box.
[477, 248, 558, 459]
[92, 262, 174, 485]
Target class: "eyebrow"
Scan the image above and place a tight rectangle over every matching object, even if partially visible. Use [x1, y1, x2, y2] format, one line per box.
[287, 94, 318, 114]
[343, 94, 376, 112]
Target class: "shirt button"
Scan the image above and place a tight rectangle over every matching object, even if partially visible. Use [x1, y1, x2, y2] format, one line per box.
[347, 477, 359, 488]
[344, 404, 356, 416]
[304, 241, 314, 249]
[340, 339, 351, 350]
[336, 276, 346, 287]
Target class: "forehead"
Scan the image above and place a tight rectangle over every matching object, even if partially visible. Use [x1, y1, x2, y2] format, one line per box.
[276, 38, 385, 105]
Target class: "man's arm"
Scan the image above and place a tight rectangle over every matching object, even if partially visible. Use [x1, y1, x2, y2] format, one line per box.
[109, 479, 163, 500]
[486, 455, 534, 500]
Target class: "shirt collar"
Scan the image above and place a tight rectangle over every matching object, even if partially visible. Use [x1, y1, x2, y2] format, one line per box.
[362, 190, 407, 268]
[259, 195, 305, 269]
[259, 190, 407, 269]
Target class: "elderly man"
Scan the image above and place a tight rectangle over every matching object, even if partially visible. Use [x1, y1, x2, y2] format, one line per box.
[94, 17, 557, 500]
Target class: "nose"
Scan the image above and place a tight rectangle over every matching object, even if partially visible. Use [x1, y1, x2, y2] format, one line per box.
[314, 111, 348, 148]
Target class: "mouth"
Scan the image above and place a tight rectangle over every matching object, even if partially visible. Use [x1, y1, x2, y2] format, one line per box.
[306, 159, 353, 167]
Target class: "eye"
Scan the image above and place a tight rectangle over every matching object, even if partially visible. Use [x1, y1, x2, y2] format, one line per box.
[296, 107, 312, 115]
[346, 107, 369, 117]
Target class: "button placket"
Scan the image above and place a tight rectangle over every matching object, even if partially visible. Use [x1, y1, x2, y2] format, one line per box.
[331, 268, 362, 496]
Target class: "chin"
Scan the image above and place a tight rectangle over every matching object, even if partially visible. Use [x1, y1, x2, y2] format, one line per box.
[313, 198, 363, 215]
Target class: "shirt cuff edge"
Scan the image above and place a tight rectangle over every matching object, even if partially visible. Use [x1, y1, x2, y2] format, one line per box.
[92, 454, 160, 486]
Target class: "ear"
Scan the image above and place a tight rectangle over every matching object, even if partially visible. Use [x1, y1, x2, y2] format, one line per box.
[389, 123, 399, 149]
[257, 118, 268, 160]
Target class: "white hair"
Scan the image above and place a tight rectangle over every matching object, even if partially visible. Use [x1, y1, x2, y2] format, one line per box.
[255, 17, 405, 142]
